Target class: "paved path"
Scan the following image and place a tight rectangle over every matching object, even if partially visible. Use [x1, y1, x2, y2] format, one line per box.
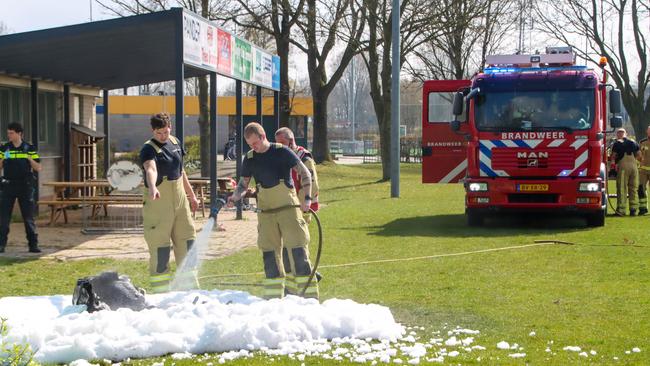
[0, 207, 258, 261]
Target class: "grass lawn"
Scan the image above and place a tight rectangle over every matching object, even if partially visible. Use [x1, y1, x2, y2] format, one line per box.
[1, 163, 649, 365]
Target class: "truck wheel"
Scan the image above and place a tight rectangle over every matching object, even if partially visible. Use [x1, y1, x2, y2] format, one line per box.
[586, 210, 605, 227]
[467, 211, 484, 226]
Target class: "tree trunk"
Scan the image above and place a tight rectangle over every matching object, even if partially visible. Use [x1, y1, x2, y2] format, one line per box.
[378, 110, 391, 180]
[278, 34, 292, 127]
[626, 94, 650, 139]
[312, 89, 330, 163]
[198, 75, 210, 177]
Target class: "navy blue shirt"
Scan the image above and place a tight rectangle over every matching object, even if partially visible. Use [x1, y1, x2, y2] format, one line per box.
[1, 141, 39, 181]
[612, 138, 639, 163]
[139, 137, 185, 187]
[241, 144, 300, 188]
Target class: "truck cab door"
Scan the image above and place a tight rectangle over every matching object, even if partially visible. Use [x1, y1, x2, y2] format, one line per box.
[422, 80, 472, 183]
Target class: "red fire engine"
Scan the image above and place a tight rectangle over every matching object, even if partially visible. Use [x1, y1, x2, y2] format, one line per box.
[422, 47, 623, 226]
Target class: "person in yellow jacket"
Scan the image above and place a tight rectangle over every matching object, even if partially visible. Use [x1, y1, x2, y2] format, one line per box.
[139, 113, 199, 293]
[637, 126, 650, 215]
[228, 122, 318, 300]
[610, 128, 641, 216]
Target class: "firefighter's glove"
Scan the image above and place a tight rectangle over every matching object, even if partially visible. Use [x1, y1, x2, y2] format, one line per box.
[310, 201, 319, 212]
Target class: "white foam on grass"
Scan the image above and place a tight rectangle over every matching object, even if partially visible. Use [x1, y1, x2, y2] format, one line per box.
[0, 290, 404, 364]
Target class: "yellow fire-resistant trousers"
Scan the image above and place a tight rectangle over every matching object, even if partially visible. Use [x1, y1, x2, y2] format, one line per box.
[143, 178, 197, 293]
[638, 167, 650, 212]
[616, 155, 639, 215]
[257, 182, 318, 300]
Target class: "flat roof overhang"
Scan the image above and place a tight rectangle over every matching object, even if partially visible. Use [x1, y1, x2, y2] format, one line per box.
[0, 8, 208, 90]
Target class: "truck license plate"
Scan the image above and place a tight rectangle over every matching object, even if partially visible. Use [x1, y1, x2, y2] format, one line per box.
[517, 184, 549, 192]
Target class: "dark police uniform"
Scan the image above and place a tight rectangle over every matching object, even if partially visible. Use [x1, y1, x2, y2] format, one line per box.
[0, 141, 39, 252]
[242, 143, 317, 300]
[139, 135, 197, 293]
[612, 137, 640, 215]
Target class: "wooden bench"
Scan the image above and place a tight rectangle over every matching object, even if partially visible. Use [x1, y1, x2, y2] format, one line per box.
[38, 197, 143, 225]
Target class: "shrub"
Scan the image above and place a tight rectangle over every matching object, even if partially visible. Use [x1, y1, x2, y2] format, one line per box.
[1, 318, 36, 366]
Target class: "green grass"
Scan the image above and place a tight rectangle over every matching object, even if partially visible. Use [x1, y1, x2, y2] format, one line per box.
[1, 163, 649, 365]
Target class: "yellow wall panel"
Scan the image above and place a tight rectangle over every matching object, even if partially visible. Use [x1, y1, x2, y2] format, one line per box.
[101, 96, 313, 116]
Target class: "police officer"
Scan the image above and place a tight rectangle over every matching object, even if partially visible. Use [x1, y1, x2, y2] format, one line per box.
[0, 122, 41, 253]
[140, 113, 199, 293]
[229, 122, 318, 300]
[637, 126, 650, 215]
[610, 128, 641, 216]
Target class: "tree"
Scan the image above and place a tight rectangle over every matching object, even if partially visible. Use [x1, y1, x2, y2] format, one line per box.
[0, 22, 10, 35]
[357, 0, 444, 180]
[534, 0, 650, 137]
[220, 0, 305, 129]
[293, 0, 366, 162]
[405, 0, 518, 82]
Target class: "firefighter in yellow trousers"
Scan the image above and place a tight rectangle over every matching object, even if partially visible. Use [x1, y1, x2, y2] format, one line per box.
[140, 113, 200, 293]
[610, 128, 641, 216]
[228, 122, 318, 300]
[637, 126, 650, 215]
[275, 127, 321, 295]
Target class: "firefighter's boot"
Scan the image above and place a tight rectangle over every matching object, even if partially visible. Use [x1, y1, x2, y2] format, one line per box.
[282, 247, 298, 296]
[262, 250, 285, 299]
[288, 246, 319, 300]
[149, 246, 172, 293]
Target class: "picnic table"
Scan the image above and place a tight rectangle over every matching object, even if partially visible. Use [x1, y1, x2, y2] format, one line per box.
[39, 178, 234, 225]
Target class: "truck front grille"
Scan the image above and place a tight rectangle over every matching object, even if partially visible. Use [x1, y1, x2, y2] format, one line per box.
[508, 194, 558, 203]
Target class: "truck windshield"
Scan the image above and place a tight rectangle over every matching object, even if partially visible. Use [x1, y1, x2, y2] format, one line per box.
[474, 90, 595, 132]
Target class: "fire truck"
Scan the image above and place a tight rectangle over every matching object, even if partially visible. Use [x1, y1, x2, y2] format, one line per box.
[421, 47, 623, 226]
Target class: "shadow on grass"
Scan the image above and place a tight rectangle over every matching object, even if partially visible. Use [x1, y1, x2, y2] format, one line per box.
[324, 179, 385, 192]
[369, 212, 588, 237]
[0, 257, 39, 268]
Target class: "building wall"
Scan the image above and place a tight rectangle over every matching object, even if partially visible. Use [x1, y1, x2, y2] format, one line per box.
[0, 75, 100, 199]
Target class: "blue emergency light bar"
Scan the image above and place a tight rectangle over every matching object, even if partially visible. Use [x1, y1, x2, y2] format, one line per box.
[484, 66, 588, 74]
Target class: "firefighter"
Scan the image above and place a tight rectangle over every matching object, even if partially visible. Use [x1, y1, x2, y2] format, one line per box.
[274, 127, 320, 222]
[139, 113, 199, 293]
[229, 122, 318, 300]
[0, 123, 41, 253]
[610, 128, 641, 216]
[638, 126, 650, 215]
[274, 127, 321, 295]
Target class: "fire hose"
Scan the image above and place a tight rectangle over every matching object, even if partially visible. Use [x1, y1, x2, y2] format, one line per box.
[209, 201, 323, 297]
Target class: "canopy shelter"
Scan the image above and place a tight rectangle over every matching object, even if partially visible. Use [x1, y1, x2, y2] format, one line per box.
[0, 8, 282, 210]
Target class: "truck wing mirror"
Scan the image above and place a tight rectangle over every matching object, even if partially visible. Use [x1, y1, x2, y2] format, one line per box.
[452, 92, 464, 116]
[610, 116, 623, 129]
[609, 89, 622, 115]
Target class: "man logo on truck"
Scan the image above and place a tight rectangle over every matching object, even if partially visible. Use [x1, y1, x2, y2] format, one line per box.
[517, 151, 549, 159]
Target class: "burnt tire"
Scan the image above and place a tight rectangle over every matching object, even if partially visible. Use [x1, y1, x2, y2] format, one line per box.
[467, 210, 484, 227]
[586, 210, 605, 227]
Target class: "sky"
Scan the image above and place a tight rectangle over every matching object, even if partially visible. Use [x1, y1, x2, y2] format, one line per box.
[0, 0, 114, 35]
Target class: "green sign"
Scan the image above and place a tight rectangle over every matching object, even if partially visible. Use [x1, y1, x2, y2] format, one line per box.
[233, 37, 252, 80]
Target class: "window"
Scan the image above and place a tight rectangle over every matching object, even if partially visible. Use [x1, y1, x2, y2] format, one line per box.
[37, 91, 63, 154]
[474, 89, 595, 131]
[0, 87, 30, 137]
[428, 92, 466, 123]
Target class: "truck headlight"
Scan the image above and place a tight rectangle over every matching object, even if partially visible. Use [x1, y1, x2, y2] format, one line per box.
[468, 182, 488, 192]
[578, 182, 600, 192]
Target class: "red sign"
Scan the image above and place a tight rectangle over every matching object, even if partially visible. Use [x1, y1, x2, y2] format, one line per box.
[217, 29, 232, 75]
